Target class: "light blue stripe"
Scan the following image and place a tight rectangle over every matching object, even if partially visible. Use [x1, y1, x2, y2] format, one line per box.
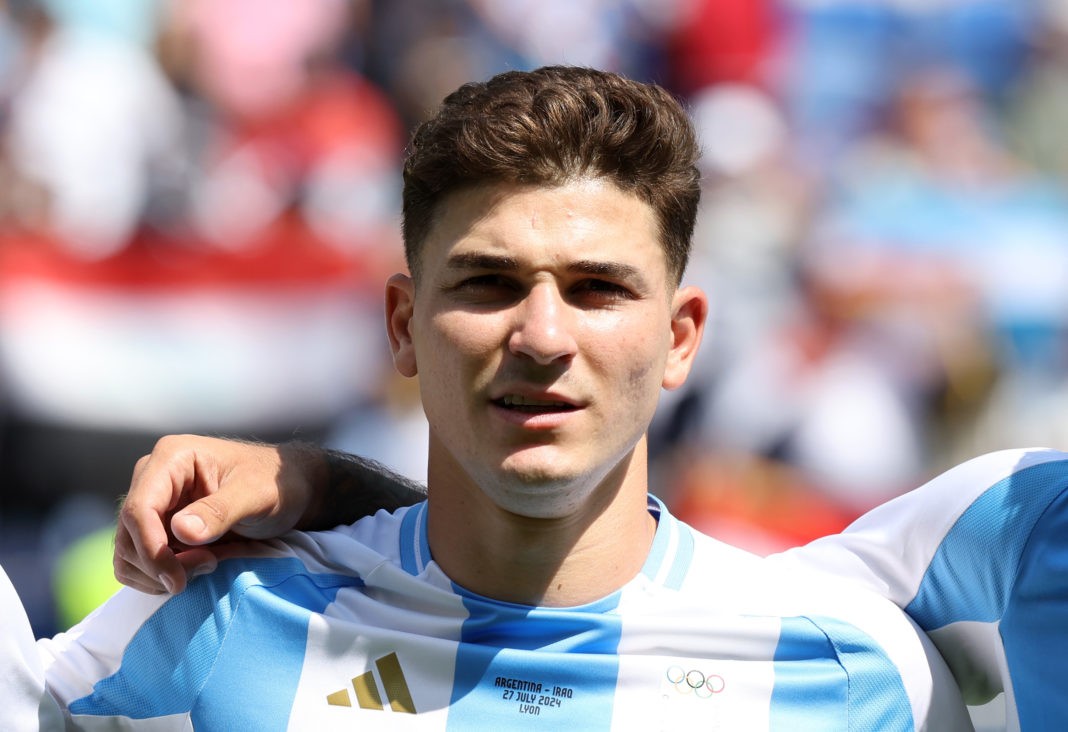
[771, 616, 913, 731]
[447, 589, 623, 730]
[771, 619, 845, 731]
[1000, 486, 1068, 729]
[905, 459, 1068, 629]
[69, 557, 358, 726]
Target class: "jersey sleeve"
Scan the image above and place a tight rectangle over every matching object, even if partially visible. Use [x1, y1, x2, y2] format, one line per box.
[3, 552, 271, 727]
[773, 447, 1068, 728]
[0, 564, 64, 730]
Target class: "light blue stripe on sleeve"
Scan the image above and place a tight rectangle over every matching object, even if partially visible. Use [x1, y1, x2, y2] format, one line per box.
[771, 616, 913, 732]
[905, 458, 1068, 628]
[1000, 485, 1068, 729]
[69, 557, 358, 728]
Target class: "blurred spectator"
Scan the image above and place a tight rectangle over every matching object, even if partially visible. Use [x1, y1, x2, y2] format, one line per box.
[660, 0, 781, 96]
[775, 0, 1038, 169]
[4, 0, 181, 258]
[157, 0, 402, 256]
[358, 0, 522, 131]
[1005, 3, 1068, 182]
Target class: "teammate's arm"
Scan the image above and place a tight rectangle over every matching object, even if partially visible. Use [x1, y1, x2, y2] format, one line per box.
[0, 565, 65, 729]
[775, 447, 1068, 727]
[114, 435, 425, 594]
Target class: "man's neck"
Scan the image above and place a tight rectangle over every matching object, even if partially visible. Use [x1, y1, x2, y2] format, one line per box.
[424, 453, 658, 607]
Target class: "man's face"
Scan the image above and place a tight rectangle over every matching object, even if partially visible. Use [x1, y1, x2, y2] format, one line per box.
[386, 179, 705, 518]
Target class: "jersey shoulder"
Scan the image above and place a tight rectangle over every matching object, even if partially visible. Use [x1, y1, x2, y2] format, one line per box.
[776, 447, 1068, 716]
[44, 506, 426, 725]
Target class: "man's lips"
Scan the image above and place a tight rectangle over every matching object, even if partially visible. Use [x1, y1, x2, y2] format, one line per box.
[490, 397, 580, 430]
[487, 389, 585, 427]
[492, 394, 580, 414]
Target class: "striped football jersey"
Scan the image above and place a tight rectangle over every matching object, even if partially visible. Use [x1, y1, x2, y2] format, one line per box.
[5, 497, 971, 730]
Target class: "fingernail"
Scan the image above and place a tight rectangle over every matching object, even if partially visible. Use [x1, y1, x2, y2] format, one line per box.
[158, 573, 176, 594]
[191, 563, 215, 578]
[175, 513, 207, 536]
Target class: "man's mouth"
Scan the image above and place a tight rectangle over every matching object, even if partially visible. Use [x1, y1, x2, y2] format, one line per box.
[493, 395, 579, 414]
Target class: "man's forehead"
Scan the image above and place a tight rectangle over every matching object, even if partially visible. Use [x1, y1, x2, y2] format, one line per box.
[426, 181, 664, 259]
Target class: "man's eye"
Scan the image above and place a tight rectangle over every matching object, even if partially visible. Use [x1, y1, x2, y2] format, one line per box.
[456, 274, 514, 290]
[572, 279, 634, 300]
[446, 275, 520, 301]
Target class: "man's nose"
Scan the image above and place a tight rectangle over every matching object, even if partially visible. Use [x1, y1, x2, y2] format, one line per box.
[508, 283, 578, 365]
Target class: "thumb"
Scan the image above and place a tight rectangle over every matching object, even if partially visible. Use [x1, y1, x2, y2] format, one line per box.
[170, 494, 235, 546]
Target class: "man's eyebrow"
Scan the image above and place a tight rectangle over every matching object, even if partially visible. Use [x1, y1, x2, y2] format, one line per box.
[567, 259, 646, 285]
[445, 253, 520, 271]
[444, 253, 650, 287]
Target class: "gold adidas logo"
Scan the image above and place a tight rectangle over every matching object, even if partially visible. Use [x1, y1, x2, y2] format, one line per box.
[326, 652, 417, 714]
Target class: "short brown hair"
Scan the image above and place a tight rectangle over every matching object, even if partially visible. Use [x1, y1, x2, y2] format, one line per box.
[402, 66, 701, 285]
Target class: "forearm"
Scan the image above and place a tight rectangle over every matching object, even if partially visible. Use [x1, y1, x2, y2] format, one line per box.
[285, 442, 426, 531]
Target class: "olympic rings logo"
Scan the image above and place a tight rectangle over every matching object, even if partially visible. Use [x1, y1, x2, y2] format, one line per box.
[665, 665, 726, 698]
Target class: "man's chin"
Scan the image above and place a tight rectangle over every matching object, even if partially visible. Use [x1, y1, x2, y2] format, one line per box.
[496, 450, 582, 487]
[487, 462, 599, 519]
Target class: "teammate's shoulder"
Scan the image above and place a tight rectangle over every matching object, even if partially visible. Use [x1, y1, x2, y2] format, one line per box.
[927, 447, 1068, 491]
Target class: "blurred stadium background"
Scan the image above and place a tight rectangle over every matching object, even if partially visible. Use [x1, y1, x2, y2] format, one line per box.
[0, 1, 1061, 725]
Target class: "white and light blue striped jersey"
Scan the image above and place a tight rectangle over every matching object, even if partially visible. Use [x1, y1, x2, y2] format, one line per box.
[776, 447, 1068, 732]
[5, 498, 969, 730]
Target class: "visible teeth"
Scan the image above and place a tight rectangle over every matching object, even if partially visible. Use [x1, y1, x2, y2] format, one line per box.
[501, 395, 568, 408]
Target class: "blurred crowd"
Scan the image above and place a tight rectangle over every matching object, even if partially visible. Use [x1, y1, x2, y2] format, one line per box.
[1, 0, 1067, 635]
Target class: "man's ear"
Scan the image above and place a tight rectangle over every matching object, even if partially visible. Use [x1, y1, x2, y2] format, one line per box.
[385, 273, 418, 377]
[662, 285, 708, 391]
